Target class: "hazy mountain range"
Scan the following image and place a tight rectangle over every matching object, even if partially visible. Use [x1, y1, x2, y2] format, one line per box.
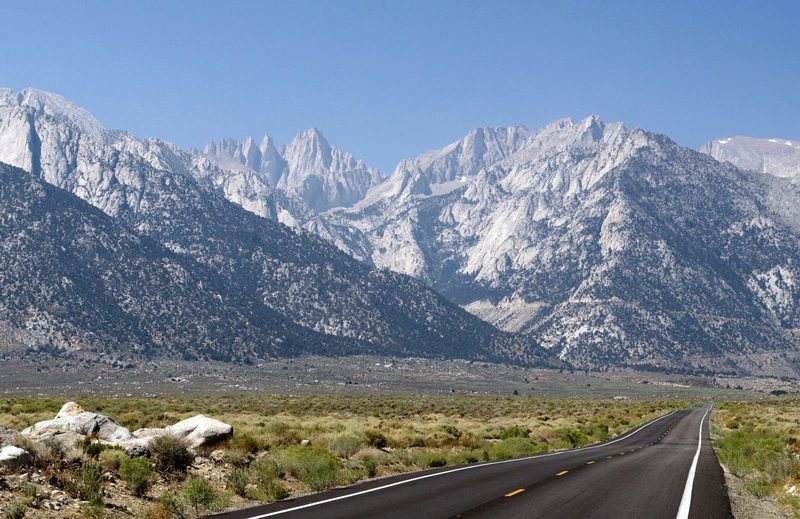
[0, 87, 798, 376]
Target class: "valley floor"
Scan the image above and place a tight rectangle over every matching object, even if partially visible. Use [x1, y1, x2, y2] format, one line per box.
[0, 358, 797, 518]
[0, 355, 794, 398]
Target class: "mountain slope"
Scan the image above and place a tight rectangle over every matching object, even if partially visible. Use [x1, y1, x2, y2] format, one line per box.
[0, 87, 537, 364]
[0, 162, 353, 362]
[314, 118, 800, 373]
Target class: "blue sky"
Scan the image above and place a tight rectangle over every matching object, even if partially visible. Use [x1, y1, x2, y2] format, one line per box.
[2, 0, 798, 171]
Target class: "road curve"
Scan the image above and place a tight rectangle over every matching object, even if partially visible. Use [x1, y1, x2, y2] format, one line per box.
[210, 406, 731, 519]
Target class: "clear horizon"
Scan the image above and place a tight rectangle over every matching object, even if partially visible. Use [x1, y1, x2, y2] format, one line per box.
[2, 0, 798, 172]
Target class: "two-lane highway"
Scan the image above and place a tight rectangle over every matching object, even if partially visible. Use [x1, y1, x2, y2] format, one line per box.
[212, 406, 731, 519]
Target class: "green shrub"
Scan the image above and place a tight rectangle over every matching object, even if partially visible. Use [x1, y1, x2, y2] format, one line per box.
[3, 502, 26, 519]
[149, 435, 193, 474]
[222, 450, 247, 467]
[21, 482, 47, 508]
[272, 445, 342, 491]
[363, 458, 377, 478]
[486, 437, 543, 460]
[744, 478, 771, 498]
[364, 429, 387, 449]
[157, 490, 187, 519]
[42, 437, 65, 459]
[250, 458, 281, 485]
[99, 449, 128, 471]
[84, 443, 105, 458]
[66, 462, 104, 504]
[225, 468, 249, 497]
[80, 503, 106, 519]
[416, 452, 448, 468]
[247, 457, 288, 500]
[463, 452, 480, 464]
[120, 456, 155, 497]
[180, 477, 228, 517]
[264, 422, 300, 446]
[556, 427, 588, 448]
[587, 423, 609, 441]
[229, 433, 260, 454]
[500, 426, 529, 440]
[328, 432, 365, 458]
[439, 424, 461, 439]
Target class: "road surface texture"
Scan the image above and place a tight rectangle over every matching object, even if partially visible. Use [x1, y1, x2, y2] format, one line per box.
[211, 406, 731, 519]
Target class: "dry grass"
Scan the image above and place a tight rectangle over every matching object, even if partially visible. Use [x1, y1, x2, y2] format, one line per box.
[712, 399, 800, 517]
[0, 395, 685, 517]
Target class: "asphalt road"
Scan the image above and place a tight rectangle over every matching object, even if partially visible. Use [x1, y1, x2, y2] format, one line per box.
[212, 406, 731, 519]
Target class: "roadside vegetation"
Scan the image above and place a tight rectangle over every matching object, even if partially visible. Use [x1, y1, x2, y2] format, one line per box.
[712, 399, 800, 518]
[0, 395, 682, 518]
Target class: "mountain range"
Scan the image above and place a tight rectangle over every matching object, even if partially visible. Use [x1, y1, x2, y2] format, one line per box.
[0, 87, 798, 376]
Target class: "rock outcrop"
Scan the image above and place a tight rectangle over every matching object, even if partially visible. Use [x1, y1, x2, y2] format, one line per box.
[133, 415, 233, 449]
[0, 446, 32, 469]
[21, 402, 146, 454]
[19, 402, 234, 454]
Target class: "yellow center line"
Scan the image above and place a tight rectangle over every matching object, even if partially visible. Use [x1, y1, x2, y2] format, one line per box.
[586, 460, 595, 465]
[505, 488, 525, 497]
[555, 470, 569, 476]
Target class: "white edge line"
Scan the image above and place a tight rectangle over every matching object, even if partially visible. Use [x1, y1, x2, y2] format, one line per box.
[242, 409, 680, 518]
[676, 406, 711, 519]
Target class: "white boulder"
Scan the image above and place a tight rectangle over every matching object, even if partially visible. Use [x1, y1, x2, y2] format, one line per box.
[166, 415, 233, 449]
[21, 401, 141, 453]
[0, 445, 32, 469]
[18, 403, 232, 454]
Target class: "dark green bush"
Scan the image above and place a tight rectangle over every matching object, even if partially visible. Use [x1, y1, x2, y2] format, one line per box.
[225, 468, 249, 497]
[364, 429, 387, 449]
[439, 425, 461, 439]
[486, 437, 543, 460]
[181, 477, 227, 516]
[272, 446, 342, 491]
[120, 456, 155, 497]
[3, 502, 26, 519]
[250, 458, 281, 484]
[157, 490, 187, 519]
[98, 449, 129, 471]
[557, 427, 588, 448]
[149, 435, 193, 474]
[66, 462, 104, 504]
[229, 433, 260, 454]
[500, 426, 529, 440]
[417, 452, 447, 468]
[363, 458, 377, 478]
